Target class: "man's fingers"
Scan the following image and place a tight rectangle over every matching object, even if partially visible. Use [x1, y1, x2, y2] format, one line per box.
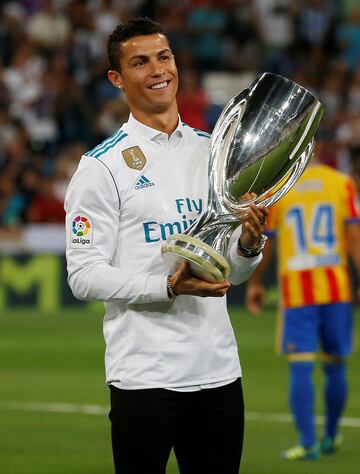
[203, 279, 231, 296]
[171, 262, 231, 297]
[241, 191, 257, 202]
[175, 261, 190, 277]
[202, 285, 230, 297]
[209, 279, 231, 289]
[248, 203, 268, 226]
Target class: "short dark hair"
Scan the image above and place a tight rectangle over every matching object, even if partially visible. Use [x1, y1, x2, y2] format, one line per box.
[107, 17, 166, 72]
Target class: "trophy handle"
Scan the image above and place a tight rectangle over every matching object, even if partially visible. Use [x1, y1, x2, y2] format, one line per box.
[259, 139, 314, 208]
[208, 89, 250, 218]
[211, 88, 249, 149]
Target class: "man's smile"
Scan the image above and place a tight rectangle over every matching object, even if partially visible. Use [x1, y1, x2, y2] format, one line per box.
[149, 80, 170, 90]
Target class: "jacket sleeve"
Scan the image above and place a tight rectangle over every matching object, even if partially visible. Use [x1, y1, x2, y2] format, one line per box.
[65, 157, 169, 304]
[226, 224, 263, 285]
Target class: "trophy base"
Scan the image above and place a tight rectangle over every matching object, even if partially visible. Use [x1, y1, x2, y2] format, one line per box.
[161, 234, 230, 282]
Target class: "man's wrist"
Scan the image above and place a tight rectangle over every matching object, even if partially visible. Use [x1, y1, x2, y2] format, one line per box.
[237, 234, 267, 258]
[166, 275, 177, 299]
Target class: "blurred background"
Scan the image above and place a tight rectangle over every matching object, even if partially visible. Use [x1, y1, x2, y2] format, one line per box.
[1, 0, 360, 237]
[0, 1, 359, 473]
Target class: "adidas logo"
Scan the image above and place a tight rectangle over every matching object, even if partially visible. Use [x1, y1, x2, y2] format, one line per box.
[135, 175, 155, 190]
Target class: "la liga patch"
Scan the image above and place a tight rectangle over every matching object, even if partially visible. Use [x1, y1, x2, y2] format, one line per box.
[70, 214, 93, 248]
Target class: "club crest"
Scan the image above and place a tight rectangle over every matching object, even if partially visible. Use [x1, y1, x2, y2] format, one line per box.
[122, 146, 146, 170]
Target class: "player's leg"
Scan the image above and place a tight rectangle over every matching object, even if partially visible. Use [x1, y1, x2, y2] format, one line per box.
[319, 302, 353, 453]
[173, 379, 244, 474]
[109, 385, 175, 474]
[289, 361, 316, 448]
[280, 305, 320, 460]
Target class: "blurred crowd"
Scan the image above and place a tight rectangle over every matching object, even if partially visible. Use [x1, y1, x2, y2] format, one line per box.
[0, 0, 360, 228]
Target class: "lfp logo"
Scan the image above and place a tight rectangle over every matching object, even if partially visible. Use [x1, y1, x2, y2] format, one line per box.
[70, 214, 93, 248]
[72, 215, 91, 236]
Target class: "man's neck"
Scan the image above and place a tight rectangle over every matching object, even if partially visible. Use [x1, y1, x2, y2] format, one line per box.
[131, 105, 179, 136]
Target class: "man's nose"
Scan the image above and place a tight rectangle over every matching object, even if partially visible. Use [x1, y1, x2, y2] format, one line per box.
[149, 60, 165, 76]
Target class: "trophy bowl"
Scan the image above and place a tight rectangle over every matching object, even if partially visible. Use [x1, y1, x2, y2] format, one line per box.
[162, 72, 324, 282]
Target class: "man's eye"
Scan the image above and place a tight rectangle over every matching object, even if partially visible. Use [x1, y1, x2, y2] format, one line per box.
[134, 59, 145, 67]
[160, 55, 170, 61]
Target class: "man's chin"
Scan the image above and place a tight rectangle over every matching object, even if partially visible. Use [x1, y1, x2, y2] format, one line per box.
[146, 100, 175, 114]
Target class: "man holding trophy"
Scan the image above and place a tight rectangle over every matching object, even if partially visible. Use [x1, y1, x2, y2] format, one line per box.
[65, 17, 322, 474]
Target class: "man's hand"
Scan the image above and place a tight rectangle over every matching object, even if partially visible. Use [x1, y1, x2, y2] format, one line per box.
[237, 194, 269, 251]
[170, 262, 231, 297]
[245, 282, 265, 315]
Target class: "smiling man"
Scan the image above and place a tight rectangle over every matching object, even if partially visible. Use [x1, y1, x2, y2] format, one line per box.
[107, 28, 179, 124]
[65, 17, 268, 474]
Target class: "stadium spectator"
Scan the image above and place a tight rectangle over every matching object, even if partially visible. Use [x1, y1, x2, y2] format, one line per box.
[18, 166, 42, 221]
[27, 176, 66, 223]
[245, 155, 360, 460]
[27, 0, 71, 52]
[95, 94, 129, 139]
[44, 51, 94, 148]
[0, 2, 27, 67]
[0, 107, 15, 160]
[222, 0, 262, 72]
[52, 142, 85, 202]
[92, 0, 124, 41]
[294, 0, 338, 51]
[336, 6, 360, 73]
[157, 2, 191, 57]
[2, 40, 45, 120]
[186, 0, 228, 72]
[253, 0, 295, 51]
[0, 176, 26, 227]
[315, 136, 345, 171]
[177, 68, 210, 131]
[294, 0, 340, 77]
[65, 17, 269, 474]
[336, 110, 360, 151]
[319, 72, 344, 122]
[345, 68, 360, 114]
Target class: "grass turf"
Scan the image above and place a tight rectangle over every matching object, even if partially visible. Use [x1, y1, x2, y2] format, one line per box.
[0, 304, 359, 473]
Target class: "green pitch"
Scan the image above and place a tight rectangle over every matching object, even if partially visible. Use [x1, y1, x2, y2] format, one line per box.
[0, 303, 359, 473]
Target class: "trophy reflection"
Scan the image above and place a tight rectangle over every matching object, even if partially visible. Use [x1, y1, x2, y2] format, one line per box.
[161, 72, 324, 282]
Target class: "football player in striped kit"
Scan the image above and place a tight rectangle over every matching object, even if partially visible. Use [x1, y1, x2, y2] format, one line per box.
[245, 157, 360, 460]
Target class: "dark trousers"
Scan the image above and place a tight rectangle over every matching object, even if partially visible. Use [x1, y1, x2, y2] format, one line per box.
[109, 378, 244, 474]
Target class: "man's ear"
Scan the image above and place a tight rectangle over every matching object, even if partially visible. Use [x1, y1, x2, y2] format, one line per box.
[108, 70, 123, 89]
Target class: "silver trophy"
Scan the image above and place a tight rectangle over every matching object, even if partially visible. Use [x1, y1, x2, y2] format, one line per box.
[162, 72, 324, 282]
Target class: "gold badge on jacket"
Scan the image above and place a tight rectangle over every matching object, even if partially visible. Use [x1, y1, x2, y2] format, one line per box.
[122, 146, 146, 170]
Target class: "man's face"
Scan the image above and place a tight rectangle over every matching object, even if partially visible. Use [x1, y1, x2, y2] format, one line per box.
[110, 33, 179, 115]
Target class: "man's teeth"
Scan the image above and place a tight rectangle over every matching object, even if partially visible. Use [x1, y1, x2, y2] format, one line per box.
[151, 82, 167, 90]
